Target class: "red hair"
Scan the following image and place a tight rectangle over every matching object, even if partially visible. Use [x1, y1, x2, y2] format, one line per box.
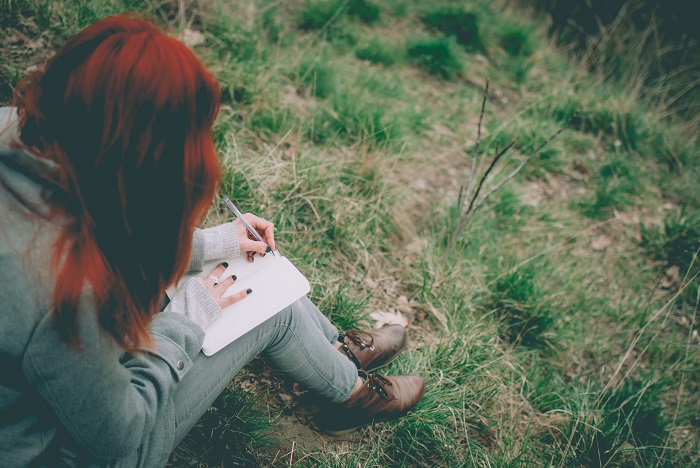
[12, 15, 221, 348]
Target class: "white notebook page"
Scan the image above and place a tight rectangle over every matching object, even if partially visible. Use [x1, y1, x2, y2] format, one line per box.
[167, 253, 310, 355]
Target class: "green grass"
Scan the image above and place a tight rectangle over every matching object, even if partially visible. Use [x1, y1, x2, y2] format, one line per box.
[3, 0, 700, 466]
[355, 37, 400, 66]
[483, 261, 557, 349]
[294, 54, 337, 99]
[171, 388, 273, 466]
[406, 34, 463, 79]
[576, 151, 646, 219]
[422, 6, 484, 52]
[499, 21, 535, 57]
[298, 0, 346, 31]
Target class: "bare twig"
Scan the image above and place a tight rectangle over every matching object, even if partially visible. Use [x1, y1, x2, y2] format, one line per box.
[449, 141, 515, 251]
[465, 141, 515, 218]
[474, 124, 568, 210]
[446, 91, 569, 257]
[462, 81, 489, 216]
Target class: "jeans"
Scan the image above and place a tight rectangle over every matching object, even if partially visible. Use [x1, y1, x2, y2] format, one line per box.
[171, 296, 358, 446]
[54, 297, 358, 467]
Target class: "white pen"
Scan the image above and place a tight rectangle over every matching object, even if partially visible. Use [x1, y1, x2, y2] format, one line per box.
[221, 195, 279, 257]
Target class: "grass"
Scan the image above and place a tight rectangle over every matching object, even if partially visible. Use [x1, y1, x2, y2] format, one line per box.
[483, 261, 557, 349]
[406, 34, 463, 79]
[576, 151, 647, 219]
[3, 0, 699, 466]
[422, 5, 484, 52]
[355, 37, 400, 66]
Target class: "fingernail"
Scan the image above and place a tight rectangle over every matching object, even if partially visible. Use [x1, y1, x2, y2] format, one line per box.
[265, 246, 272, 253]
[222, 262, 229, 268]
[232, 275, 237, 281]
[246, 288, 253, 294]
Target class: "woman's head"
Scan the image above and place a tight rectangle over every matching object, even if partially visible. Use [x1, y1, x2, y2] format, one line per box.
[14, 15, 221, 347]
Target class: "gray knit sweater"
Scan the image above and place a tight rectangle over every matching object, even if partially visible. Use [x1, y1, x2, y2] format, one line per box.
[0, 107, 240, 466]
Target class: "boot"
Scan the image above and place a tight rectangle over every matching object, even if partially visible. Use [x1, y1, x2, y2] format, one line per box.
[317, 371, 425, 435]
[338, 325, 407, 372]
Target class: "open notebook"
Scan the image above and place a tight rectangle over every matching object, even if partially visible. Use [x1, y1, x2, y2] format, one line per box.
[166, 253, 310, 356]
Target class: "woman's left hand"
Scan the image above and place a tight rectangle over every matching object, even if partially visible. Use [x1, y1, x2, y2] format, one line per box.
[232, 213, 276, 262]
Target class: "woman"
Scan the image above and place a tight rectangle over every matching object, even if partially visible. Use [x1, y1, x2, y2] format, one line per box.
[0, 15, 424, 467]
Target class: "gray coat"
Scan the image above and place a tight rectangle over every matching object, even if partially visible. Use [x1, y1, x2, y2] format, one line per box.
[0, 108, 240, 466]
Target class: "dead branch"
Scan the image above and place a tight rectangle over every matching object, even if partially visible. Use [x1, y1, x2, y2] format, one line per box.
[446, 99, 570, 257]
[462, 81, 489, 217]
[465, 141, 515, 218]
[474, 124, 567, 210]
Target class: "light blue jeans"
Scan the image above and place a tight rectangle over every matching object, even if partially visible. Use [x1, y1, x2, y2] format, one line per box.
[55, 297, 358, 467]
[172, 296, 358, 446]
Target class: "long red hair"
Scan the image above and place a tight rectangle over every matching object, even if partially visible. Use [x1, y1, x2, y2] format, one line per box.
[12, 15, 221, 348]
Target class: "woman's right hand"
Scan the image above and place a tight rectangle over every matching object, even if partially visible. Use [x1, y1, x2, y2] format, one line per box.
[231, 213, 276, 262]
[195, 262, 252, 308]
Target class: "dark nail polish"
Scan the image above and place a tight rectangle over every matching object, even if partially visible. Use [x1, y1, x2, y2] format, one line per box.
[251, 252, 256, 257]
[232, 275, 237, 281]
[265, 246, 272, 253]
[246, 288, 253, 294]
[222, 262, 229, 268]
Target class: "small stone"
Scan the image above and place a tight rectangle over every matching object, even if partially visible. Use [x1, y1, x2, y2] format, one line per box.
[613, 210, 640, 225]
[591, 235, 612, 251]
[661, 265, 681, 289]
[412, 178, 428, 191]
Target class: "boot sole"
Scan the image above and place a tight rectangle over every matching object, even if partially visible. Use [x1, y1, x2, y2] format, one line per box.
[322, 410, 411, 436]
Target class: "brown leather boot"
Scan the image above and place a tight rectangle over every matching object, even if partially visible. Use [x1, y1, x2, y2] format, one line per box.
[337, 325, 408, 372]
[317, 371, 425, 435]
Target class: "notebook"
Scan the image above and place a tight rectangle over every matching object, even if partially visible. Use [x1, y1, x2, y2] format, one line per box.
[166, 253, 310, 355]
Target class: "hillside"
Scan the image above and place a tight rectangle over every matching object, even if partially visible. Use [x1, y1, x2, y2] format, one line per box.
[1, 0, 698, 466]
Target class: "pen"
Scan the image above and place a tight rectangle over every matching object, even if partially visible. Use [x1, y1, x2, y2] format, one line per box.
[221, 195, 279, 257]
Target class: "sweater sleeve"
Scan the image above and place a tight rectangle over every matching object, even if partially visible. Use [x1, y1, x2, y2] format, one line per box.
[21, 284, 213, 461]
[188, 223, 240, 273]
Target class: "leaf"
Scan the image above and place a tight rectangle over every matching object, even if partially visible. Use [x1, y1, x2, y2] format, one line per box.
[369, 310, 408, 328]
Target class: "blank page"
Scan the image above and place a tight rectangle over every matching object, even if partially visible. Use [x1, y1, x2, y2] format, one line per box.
[167, 254, 310, 355]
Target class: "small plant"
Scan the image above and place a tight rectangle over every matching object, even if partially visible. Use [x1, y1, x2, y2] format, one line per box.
[298, 0, 379, 31]
[485, 262, 556, 348]
[298, 0, 346, 31]
[311, 91, 401, 146]
[422, 6, 484, 52]
[346, 0, 380, 24]
[406, 35, 462, 79]
[294, 55, 337, 99]
[499, 22, 534, 57]
[577, 378, 670, 466]
[315, 285, 371, 331]
[355, 38, 399, 66]
[641, 209, 700, 275]
[577, 152, 642, 219]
